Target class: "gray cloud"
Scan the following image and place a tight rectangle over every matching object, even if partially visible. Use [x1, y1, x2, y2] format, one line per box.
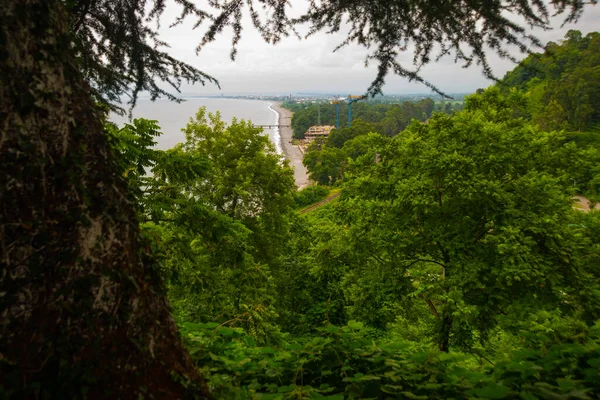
[157, 1, 600, 95]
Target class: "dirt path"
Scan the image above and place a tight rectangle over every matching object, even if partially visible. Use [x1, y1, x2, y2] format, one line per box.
[299, 192, 341, 214]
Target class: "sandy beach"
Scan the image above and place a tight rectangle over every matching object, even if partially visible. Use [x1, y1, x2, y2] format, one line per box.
[272, 102, 309, 189]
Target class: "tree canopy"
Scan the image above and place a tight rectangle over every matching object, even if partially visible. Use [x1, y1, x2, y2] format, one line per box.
[338, 88, 599, 351]
[501, 30, 600, 132]
[161, 88, 600, 397]
[108, 107, 296, 341]
[289, 99, 437, 139]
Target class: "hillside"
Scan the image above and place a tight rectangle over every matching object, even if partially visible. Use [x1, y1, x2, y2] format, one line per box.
[501, 30, 600, 132]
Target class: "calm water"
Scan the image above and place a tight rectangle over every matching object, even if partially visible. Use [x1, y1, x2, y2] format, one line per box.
[110, 98, 281, 152]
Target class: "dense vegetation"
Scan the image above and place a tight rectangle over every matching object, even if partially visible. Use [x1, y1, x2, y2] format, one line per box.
[94, 33, 600, 397]
[3, 0, 600, 396]
[297, 31, 600, 199]
[501, 30, 600, 133]
[105, 76, 600, 397]
[500, 30, 600, 201]
[284, 99, 468, 185]
[107, 109, 296, 341]
[284, 99, 448, 139]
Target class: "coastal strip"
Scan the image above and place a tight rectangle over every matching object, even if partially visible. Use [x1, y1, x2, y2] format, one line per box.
[267, 103, 283, 154]
[271, 102, 309, 189]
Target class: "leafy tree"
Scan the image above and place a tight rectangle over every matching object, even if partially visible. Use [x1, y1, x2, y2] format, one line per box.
[179, 108, 295, 244]
[304, 129, 388, 187]
[342, 132, 389, 165]
[534, 99, 568, 131]
[180, 320, 600, 398]
[274, 210, 350, 333]
[419, 98, 435, 118]
[291, 107, 317, 139]
[105, 118, 168, 208]
[339, 88, 598, 351]
[292, 101, 433, 139]
[293, 185, 330, 208]
[328, 119, 378, 148]
[110, 109, 296, 341]
[379, 100, 435, 136]
[303, 145, 347, 185]
[502, 31, 600, 196]
[571, 79, 595, 131]
[380, 105, 407, 136]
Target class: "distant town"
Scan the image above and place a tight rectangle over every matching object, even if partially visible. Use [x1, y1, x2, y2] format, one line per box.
[189, 92, 470, 104]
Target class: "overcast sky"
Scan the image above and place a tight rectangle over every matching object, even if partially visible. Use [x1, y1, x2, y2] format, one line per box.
[155, 1, 600, 96]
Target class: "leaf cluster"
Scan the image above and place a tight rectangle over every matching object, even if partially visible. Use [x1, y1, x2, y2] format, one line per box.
[66, 0, 219, 113]
[179, 321, 600, 399]
[107, 107, 296, 342]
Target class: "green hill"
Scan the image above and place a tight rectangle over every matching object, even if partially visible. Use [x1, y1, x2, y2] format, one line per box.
[501, 30, 600, 133]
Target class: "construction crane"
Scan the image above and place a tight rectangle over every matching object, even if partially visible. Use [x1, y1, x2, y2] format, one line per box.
[330, 95, 366, 129]
[347, 95, 366, 128]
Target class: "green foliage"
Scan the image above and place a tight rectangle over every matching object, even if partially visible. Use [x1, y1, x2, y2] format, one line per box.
[281, 101, 309, 113]
[179, 321, 600, 399]
[501, 31, 600, 133]
[303, 145, 347, 186]
[293, 186, 330, 208]
[303, 129, 389, 186]
[274, 209, 351, 335]
[108, 108, 296, 343]
[297, 100, 435, 186]
[105, 118, 179, 210]
[379, 99, 435, 137]
[328, 120, 377, 148]
[105, 76, 600, 399]
[315, 88, 599, 351]
[563, 131, 600, 200]
[291, 100, 435, 139]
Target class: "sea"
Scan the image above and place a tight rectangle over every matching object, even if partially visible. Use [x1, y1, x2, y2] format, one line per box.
[109, 97, 282, 153]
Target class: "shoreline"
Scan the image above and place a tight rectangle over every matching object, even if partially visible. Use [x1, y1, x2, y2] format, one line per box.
[271, 102, 309, 189]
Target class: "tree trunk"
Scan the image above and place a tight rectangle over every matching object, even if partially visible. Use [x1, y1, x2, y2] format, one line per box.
[0, 1, 206, 398]
[438, 315, 453, 353]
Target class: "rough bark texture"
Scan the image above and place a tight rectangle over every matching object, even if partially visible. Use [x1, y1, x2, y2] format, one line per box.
[0, 1, 207, 398]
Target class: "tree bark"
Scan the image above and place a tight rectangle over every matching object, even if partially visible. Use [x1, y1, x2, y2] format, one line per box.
[0, 1, 206, 398]
[438, 315, 453, 353]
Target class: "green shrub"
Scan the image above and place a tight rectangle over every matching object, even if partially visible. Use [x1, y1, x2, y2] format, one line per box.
[293, 186, 330, 208]
[180, 321, 600, 399]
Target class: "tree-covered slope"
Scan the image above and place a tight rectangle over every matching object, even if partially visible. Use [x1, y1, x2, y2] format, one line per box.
[501, 30, 600, 132]
[286, 99, 439, 139]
